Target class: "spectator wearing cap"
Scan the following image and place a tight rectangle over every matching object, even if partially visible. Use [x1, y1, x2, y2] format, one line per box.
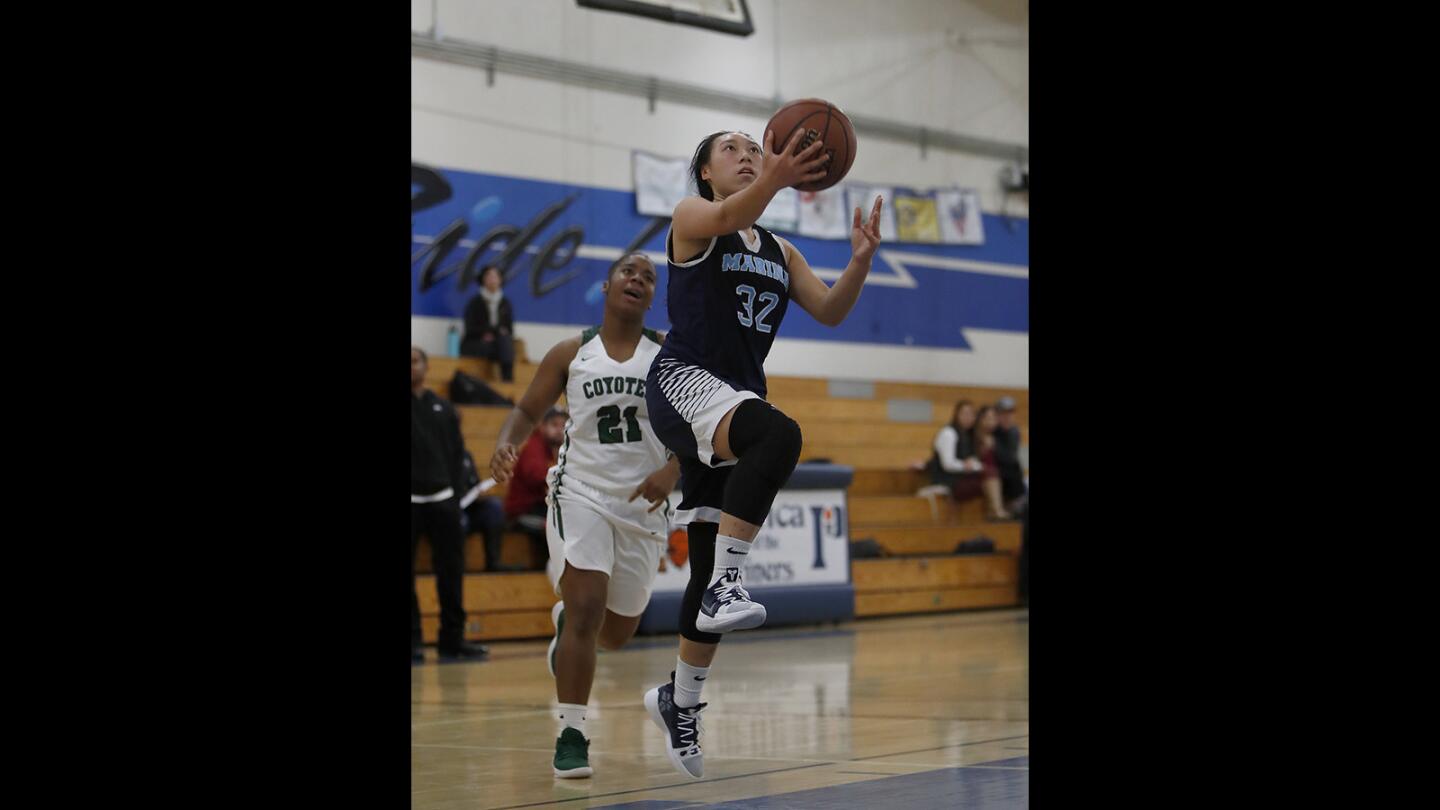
[993, 396, 1027, 515]
[503, 406, 568, 566]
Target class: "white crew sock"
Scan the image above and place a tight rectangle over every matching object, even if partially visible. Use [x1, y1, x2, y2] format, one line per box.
[710, 534, 752, 585]
[674, 658, 710, 708]
[556, 703, 587, 736]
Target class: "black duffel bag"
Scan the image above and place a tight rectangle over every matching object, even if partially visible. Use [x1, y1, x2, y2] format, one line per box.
[450, 370, 514, 406]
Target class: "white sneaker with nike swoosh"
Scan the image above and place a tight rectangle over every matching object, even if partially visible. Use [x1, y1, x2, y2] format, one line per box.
[643, 673, 706, 778]
[695, 537, 766, 633]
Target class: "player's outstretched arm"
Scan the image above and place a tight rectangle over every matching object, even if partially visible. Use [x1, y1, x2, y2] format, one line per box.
[490, 338, 578, 482]
[783, 195, 883, 327]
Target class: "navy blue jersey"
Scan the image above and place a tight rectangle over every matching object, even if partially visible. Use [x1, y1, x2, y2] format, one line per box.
[657, 224, 791, 398]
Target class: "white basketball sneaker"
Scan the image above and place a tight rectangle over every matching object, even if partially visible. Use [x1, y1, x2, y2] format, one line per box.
[643, 672, 706, 779]
[695, 565, 767, 633]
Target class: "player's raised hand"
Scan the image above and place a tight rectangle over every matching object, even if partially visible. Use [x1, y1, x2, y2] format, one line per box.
[851, 195, 883, 263]
[762, 128, 830, 190]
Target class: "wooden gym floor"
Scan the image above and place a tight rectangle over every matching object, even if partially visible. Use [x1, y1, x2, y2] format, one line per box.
[412, 609, 1029, 808]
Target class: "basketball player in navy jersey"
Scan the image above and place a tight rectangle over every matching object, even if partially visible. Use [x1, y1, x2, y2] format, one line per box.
[641, 128, 884, 777]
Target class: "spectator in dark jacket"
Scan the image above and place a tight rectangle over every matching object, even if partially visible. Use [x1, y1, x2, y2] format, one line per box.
[412, 346, 489, 663]
[461, 265, 515, 382]
[993, 395, 1027, 514]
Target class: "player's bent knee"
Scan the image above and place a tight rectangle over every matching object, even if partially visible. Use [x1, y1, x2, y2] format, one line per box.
[774, 414, 803, 468]
[729, 400, 803, 473]
[721, 409, 804, 526]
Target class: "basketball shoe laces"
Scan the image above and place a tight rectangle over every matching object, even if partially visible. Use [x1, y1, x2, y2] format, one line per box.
[710, 567, 751, 607]
[675, 702, 706, 752]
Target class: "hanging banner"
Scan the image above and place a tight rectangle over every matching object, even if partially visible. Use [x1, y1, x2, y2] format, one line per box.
[633, 151, 689, 217]
[796, 186, 850, 240]
[894, 189, 942, 243]
[935, 187, 986, 245]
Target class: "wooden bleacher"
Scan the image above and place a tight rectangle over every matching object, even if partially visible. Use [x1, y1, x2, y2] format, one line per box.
[415, 341, 1027, 643]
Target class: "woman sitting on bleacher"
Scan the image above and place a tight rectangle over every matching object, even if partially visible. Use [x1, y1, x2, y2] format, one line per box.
[927, 400, 1012, 520]
[461, 264, 516, 382]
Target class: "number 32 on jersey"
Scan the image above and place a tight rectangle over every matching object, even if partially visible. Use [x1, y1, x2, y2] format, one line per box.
[735, 284, 779, 333]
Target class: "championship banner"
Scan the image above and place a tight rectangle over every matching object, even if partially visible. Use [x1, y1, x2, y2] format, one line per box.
[893, 189, 941, 243]
[632, 151, 689, 217]
[654, 489, 850, 592]
[935, 187, 986, 245]
[846, 185, 897, 242]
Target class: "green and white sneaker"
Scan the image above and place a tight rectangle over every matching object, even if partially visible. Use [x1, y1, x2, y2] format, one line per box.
[547, 601, 565, 677]
[553, 726, 592, 778]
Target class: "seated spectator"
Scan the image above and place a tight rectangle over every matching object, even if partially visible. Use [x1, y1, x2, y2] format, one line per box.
[973, 405, 1013, 520]
[928, 400, 985, 502]
[928, 400, 1012, 520]
[461, 265, 515, 382]
[992, 395, 1028, 515]
[503, 406, 568, 566]
[458, 448, 518, 572]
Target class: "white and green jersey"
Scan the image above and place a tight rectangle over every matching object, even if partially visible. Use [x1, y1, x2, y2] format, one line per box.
[546, 326, 672, 537]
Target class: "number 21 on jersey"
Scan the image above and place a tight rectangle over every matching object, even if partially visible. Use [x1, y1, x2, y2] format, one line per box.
[597, 405, 642, 444]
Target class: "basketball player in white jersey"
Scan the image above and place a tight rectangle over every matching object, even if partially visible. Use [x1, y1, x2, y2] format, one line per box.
[490, 253, 681, 779]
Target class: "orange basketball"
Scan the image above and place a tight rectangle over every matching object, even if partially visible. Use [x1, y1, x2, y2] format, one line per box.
[667, 528, 690, 568]
[765, 98, 857, 192]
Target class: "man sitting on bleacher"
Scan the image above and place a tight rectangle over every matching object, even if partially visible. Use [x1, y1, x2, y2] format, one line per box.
[993, 396, 1027, 516]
